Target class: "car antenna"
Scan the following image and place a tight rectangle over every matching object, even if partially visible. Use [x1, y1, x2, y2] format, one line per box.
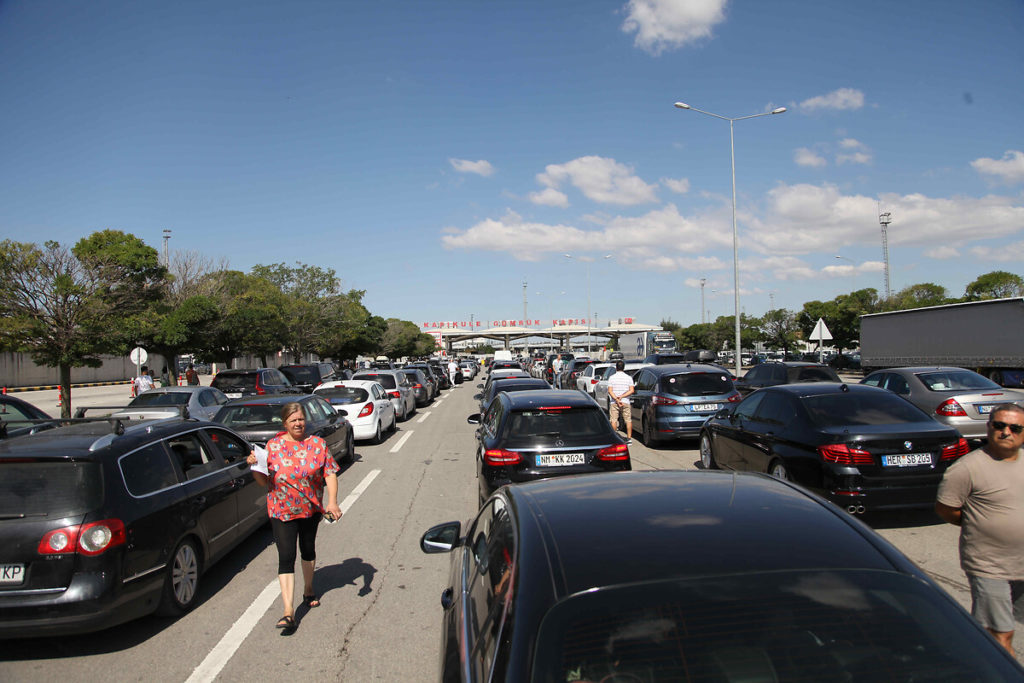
[840, 383, 849, 392]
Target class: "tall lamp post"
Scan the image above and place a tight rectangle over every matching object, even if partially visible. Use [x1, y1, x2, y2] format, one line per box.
[699, 277, 707, 324]
[564, 254, 611, 353]
[675, 101, 786, 377]
[834, 254, 857, 292]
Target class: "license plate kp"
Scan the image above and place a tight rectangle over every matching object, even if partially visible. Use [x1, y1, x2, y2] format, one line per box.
[0, 563, 25, 585]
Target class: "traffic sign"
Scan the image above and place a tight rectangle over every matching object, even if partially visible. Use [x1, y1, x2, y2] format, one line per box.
[809, 318, 832, 342]
[130, 347, 148, 365]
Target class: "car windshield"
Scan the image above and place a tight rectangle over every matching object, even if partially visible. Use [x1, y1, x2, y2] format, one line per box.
[280, 367, 319, 384]
[802, 392, 929, 427]
[531, 569, 1020, 682]
[353, 373, 397, 389]
[0, 462, 103, 517]
[504, 406, 611, 444]
[315, 387, 369, 405]
[129, 392, 190, 407]
[661, 372, 733, 397]
[916, 370, 1000, 392]
[790, 366, 840, 382]
[214, 404, 283, 429]
[212, 374, 257, 391]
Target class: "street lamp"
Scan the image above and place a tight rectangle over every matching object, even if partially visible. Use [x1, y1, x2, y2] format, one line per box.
[834, 254, 857, 291]
[675, 101, 786, 377]
[563, 254, 612, 353]
[699, 277, 707, 324]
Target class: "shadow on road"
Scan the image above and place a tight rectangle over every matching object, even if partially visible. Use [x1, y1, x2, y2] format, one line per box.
[315, 557, 378, 600]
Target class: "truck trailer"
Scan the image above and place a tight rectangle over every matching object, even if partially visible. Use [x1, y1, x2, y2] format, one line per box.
[859, 297, 1024, 387]
[619, 330, 678, 361]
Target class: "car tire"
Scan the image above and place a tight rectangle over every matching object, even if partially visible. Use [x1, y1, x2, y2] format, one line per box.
[769, 460, 791, 481]
[373, 420, 383, 445]
[699, 433, 718, 470]
[642, 417, 658, 448]
[157, 537, 201, 616]
[344, 431, 355, 463]
[389, 411, 398, 433]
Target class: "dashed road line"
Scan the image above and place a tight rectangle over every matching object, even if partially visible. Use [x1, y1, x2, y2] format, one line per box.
[186, 469, 381, 683]
[417, 412, 431, 423]
[389, 430, 413, 453]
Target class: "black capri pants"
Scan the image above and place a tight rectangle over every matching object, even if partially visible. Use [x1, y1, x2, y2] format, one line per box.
[270, 514, 321, 574]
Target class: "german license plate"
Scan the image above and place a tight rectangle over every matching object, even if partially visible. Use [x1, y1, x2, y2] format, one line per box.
[538, 453, 585, 467]
[882, 453, 933, 467]
[0, 563, 25, 585]
[692, 403, 720, 412]
[225, 392, 242, 399]
[978, 405, 995, 414]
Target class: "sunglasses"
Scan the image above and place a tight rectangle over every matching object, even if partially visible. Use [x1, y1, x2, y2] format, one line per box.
[990, 420, 1024, 435]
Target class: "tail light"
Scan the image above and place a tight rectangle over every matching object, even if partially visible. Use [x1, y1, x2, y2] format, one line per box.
[727, 393, 741, 403]
[38, 519, 126, 556]
[358, 403, 374, 418]
[483, 448, 522, 465]
[936, 398, 967, 417]
[413, 383, 423, 389]
[818, 443, 874, 465]
[388, 391, 401, 399]
[651, 395, 678, 406]
[941, 437, 970, 460]
[596, 443, 629, 461]
[255, 376, 266, 395]
[590, 378, 599, 385]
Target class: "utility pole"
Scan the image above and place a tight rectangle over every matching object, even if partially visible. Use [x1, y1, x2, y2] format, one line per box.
[879, 212, 892, 299]
[700, 278, 707, 324]
[769, 291, 775, 312]
[162, 228, 172, 267]
[522, 279, 528, 321]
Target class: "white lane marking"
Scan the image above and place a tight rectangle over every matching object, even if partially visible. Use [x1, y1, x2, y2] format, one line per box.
[433, 399, 444, 407]
[389, 430, 413, 453]
[186, 469, 381, 683]
[417, 411, 431, 423]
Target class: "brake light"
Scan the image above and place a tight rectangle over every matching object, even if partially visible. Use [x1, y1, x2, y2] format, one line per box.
[727, 392, 741, 403]
[590, 378, 599, 385]
[596, 443, 629, 461]
[413, 383, 423, 389]
[484, 449, 522, 465]
[358, 403, 374, 418]
[651, 395, 678, 406]
[38, 519, 126, 556]
[255, 376, 266, 395]
[941, 437, 970, 460]
[818, 443, 874, 465]
[936, 398, 967, 417]
[388, 391, 401, 399]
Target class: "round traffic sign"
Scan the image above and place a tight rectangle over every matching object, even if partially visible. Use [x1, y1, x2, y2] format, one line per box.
[130, 347, 148, 365]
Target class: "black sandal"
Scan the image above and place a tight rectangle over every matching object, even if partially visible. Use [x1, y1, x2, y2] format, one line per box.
[276, 615, 296, 630]
[303, 594, 321, 608]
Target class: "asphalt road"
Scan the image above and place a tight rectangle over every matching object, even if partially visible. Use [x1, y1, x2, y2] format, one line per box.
[2, 377, 1020, 679]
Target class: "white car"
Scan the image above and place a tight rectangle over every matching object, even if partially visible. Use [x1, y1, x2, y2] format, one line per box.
[314, 380, 396, 444]
[575, 362, 613, 395]
[593, 362, 650, 413]
[113, 386, 230, 421]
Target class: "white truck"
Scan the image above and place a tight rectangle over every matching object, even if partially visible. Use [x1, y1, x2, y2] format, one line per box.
[619, 330, 678, 361]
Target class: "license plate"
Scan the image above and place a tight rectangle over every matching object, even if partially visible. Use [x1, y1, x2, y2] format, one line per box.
[537, 452, 586, 467]
[0, 563, 25, 585]
[692, 403, 721, 412]
[978, 405, 995, 414]
[225, 392, 242, 399]
[882, 453, 933, 467]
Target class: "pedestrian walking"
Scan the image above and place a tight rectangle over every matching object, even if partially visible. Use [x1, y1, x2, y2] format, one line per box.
[447, 358, 458, 387]
[185, 364, 200, 385]
[160, 366, 170, 387]
[133, 366, 154, 395]
[246, 402, 342, 633]
[936, 403, 1024, 654]
[606, 360, 635, 444]
[552, 355, 563, 387]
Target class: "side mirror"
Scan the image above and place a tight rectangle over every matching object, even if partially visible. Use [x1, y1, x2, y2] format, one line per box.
[714, 408, 730, 419]
[336, 408, 349, 417]
[476, 383, 483, 389]
[467, 413, 482, 425]
[420, 521, 462, 554]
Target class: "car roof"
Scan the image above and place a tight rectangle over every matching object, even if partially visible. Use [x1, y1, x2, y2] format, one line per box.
[501, 389, 597, 409]
[761, 381, 875, 397]
[0, 417, 219, 459]
[507, 471, 908, 597]
[136, 386, 210, 394]
[877, 366, 978, 374]
[644, 363, 730, 375]
[317, 379, 379, 390]
[221, 394, 312, 406]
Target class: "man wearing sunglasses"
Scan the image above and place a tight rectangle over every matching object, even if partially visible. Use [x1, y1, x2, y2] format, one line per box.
[936, 403, 1024, 654]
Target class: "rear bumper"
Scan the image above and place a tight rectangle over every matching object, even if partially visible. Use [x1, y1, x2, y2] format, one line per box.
[652, 413, 713, 439]
[822, 469, 944, 512]
[481, 461, 631, 494]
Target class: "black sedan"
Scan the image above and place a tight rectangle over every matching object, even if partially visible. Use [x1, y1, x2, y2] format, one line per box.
[420, 471, 1023, 681]
[467, 390, 630, 506]
[734, 360, 840, 395]
[476, 376, 549, 410]
[699, 383, 968, 514]
[212, 394, 354, 463]
[0, 394, 55, 439]
[0, 417, 267, 637]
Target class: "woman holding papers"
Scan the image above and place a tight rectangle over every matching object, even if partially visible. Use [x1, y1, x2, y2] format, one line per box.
[246, 402, 342, 632]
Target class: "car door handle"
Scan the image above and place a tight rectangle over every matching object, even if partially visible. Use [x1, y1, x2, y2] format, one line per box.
[193, 496, 207, 506]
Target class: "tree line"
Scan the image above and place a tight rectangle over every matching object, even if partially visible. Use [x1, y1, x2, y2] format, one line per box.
[658, 271, 1024, 357]
[0, 230, 437, 417]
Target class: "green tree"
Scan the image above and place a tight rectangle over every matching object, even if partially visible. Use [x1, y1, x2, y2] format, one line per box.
[885, 282, 950, 311]
[380, 318, 436, 358]
[758, 308, 800, 355]
[799, 288, 880, 354]
[251, 262, 343, 363]
[317, 290, 385, 362]
[0, 231, 167, 417]
[964, 270, 1024, 300]
[190, 271, 288, 368]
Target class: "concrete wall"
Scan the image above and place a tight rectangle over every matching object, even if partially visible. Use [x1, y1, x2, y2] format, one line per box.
[0, 352, 172, 388]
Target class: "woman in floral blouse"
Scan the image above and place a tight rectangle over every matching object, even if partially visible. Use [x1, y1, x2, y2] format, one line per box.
[247, 402, 342, 631]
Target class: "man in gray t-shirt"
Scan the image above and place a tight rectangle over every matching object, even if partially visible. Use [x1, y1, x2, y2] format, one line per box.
[936, 403, 1024, 654]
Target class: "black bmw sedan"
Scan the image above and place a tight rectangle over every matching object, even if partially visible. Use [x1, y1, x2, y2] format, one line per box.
[467, 390, 629, 506]
[699, 382, 968, 514]
[420, 471, 1023, 682]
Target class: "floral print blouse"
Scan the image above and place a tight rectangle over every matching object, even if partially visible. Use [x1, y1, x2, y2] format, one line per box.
[265, 434, 339, 522]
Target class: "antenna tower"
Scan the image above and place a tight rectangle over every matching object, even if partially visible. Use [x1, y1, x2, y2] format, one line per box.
[879, 212, 892, 299]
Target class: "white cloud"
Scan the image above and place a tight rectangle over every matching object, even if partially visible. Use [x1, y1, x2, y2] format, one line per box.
[971, 150, 1024, 184]
[839, 138, 866, 150]
[662, 177, 690, 194]
[969, 241, 1024, 262]
[621, 0, 728, 55]
[528, 188, 569, 207]
[794, 147, 827, 168]
[746, 182, 1024, 256]
[925, 246, 960, 259]
[744, 255, 817, 281]
[448, 158, 494, 176]
[537, 156, 658, 205]
[799, 88, 865, 112]
[836, 151, 872, 165]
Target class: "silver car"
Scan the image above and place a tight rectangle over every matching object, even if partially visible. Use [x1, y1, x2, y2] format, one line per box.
[351, 370, 417, 421]
[861, 366, 1024, 439]
[115, 386, 230, 421]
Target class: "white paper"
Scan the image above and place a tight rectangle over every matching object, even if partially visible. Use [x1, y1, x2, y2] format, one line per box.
[250, 444, 269, 475]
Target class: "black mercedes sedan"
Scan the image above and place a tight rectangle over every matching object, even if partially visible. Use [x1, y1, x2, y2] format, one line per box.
[420, 471, 1023, 682]
[467, 390, 629, 506]
[699, 383, 968, 514]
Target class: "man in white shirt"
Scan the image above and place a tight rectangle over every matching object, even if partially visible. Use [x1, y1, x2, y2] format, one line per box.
[133, 366, 154, 396]
[606, 360, 635, 444]
[447, 358, 458, 387]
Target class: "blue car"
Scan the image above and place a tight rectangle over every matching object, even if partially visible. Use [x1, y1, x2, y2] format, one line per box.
[630, 364, 740, 446]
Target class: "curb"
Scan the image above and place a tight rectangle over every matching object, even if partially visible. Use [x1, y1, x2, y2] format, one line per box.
[4, 380, 133, 393]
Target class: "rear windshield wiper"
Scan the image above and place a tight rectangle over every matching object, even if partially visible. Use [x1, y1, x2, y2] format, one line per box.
[0, 512, 49, 520]
[532, 431, 562, 437]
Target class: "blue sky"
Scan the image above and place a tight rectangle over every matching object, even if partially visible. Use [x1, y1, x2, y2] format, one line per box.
[1, 0, 1022, 333]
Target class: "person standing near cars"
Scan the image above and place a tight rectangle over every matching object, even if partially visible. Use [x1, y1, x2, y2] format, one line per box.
[606, 360, 635, 444]
[247, 402, 342, 633]
[133, 366, 154, 396]
[447, 358, 458, 387]
[185, 363, 200, 385]
[936, 404, 1024, 654]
